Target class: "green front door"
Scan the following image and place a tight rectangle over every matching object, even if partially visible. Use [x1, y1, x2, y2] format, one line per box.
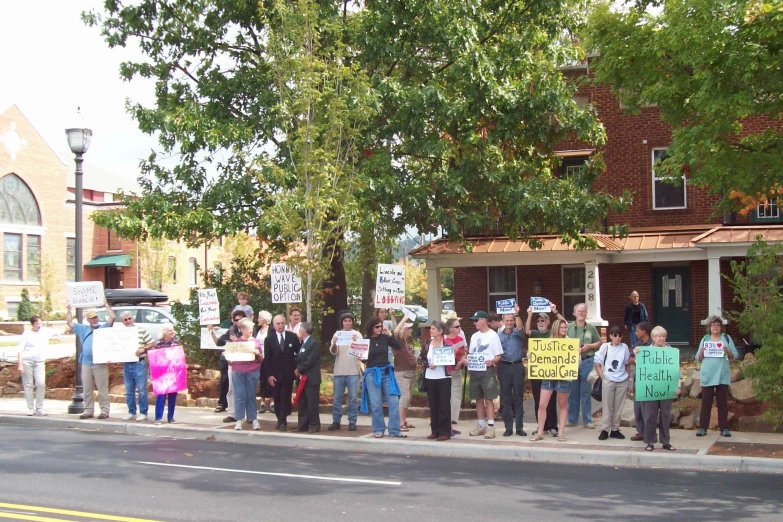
[653, 266, 691, 345]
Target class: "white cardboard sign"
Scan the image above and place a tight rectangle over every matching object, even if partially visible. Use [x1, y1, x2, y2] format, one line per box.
[348, 339, 370, 360]
[495, 298, 516, 315]
[200, 328, 226, 349]
[271, 263, 302, 303]
[530, 297, 552, 313]
[467, 353, 486, 372]
[375, 264, 405, 309]
[432, 347, 456, 366]
[198, 289, 220, 325]
[92, 326, 139, 364]
[224, 341, 257, 362]
[66, 281, 105, 308]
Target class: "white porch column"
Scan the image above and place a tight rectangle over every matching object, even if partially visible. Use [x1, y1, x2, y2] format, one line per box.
[426, 267, 442, 322]
[584, 261, 608, 327]
[703, 254, 724, 323]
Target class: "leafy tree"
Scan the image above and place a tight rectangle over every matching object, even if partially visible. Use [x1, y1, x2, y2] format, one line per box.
[586, 0, 783, 210]
[17, 289, 35, 322]
[137, 237, 178, 291]
[32, 253, 56, 321]
[730, 238, 783, 426]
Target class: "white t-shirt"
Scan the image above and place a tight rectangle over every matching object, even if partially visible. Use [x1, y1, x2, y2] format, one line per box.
[18, 328, 56, 362]
[256, 328, 269, 355]
[468, 329, 503, 371]
[425, 342, 451, 380]
[287, 322, 302, 335]
[595, 342, 630, 382]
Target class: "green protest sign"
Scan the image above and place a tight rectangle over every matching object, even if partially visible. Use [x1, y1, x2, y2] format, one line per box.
[635, 347, 680, 401]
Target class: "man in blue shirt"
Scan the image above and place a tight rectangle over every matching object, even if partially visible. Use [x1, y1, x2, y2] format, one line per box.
[497, 304, 527, 436]
[66, 301, 115, 419]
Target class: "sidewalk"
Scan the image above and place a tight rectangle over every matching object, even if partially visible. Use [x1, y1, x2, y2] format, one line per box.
[1, 397, 781, 474]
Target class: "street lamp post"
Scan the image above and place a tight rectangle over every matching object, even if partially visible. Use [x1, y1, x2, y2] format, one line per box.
[65, 110, 92, 415]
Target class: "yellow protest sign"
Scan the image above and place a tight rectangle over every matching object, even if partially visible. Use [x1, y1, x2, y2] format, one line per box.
[526, 338, 579, 381]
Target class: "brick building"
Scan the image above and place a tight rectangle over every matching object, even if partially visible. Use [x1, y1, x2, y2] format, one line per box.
[411, 65, 782, 347]
[0, 104, 223, 318]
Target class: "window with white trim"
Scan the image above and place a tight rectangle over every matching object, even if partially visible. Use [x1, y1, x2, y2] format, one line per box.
[562, 266, 586, 319]
[652, 148, 686, 209]
[488, 267, 516, 312]
[66, 238, 76, 282]
[3, 233, 22, 281]
[757, 198, 780, 219]
[188, 257, 198, 286]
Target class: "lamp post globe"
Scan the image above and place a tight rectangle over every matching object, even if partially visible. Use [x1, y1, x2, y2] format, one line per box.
[65, 108, 92, 415]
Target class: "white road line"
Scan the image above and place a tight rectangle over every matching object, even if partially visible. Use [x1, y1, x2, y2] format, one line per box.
[135, 461, 402, 486]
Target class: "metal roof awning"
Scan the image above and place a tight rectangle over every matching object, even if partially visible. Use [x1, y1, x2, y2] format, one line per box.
[85, 254, 131, 268]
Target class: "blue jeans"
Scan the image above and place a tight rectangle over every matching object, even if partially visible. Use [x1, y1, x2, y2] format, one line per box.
[332, 374, 360, 425]
[155, 392, 177, 421]
[568, 357, 594, 424]
[629, 324, 638, 347]
[364, 371, 401, 436]
[123, 360, 148, 415]
[232, 370, 259, 422]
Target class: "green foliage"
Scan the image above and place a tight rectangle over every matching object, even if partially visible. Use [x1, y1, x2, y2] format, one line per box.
[730, 238, 783, 426]
[16, 289, 36, 322]
[587, 0, 783, 211]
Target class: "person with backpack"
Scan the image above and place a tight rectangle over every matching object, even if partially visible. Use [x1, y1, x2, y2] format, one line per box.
[594, 326, 631, 441]
[695, 316, 738, 437]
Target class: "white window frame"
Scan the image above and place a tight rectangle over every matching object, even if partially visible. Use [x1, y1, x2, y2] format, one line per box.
[487, 266, 517, 313]
[652, 148, 687, 210]
[188, 257, 198, 287]
[562, 265, 586, 317]
[757, 198, 780, 219]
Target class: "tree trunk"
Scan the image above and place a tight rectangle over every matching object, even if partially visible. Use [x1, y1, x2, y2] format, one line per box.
[320, 233, 348, 348]
[360, 224, 377, 330]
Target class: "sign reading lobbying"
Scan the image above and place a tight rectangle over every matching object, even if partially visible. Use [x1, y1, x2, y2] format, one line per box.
[374, 264, 405, 309]
[635, 347, 680, 401]
[271, 263, 302, 303]
[526, 338, 579, 381]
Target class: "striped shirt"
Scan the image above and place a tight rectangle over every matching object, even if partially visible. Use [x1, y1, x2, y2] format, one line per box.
[135, 326, 153, 359]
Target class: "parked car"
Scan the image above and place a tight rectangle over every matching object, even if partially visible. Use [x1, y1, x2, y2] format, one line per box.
[405, 305, 430, 323]
[441, 300, 457, 320]
[85, 289, 176, 341]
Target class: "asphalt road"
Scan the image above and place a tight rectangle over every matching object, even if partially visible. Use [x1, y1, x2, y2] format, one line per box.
[0, 425, 781, 522]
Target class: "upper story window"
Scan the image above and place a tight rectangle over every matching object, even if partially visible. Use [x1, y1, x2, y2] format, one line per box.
[108, 229, 121, 251]
[167, 256, 177, 283]
[652, 148, 686, 210]
[751, 198, 783, 223]
[188, 258, 198, 286]
[3, 233, 21, 281]
[0, 174, 41, 226]
[488, 266, 516, 312]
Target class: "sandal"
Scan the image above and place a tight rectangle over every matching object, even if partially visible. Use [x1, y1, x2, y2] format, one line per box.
[373, 433, 384, 438]
[531, 433, 544, 442]
[662, 444, 676, 451]
[392, 433, 408, 438]
[400, 424, 409, 432]
[558, 432, 567, 442]
[645, 444, 654, 451]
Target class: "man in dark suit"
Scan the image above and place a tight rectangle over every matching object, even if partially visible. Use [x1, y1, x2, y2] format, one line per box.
[263, 314, 300, 431]
[295, 322, 321, 432]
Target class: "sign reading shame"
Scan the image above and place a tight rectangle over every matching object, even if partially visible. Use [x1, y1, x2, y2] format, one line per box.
[375, 264, 405, 309]
[526, 338, 579, 381]
[66, 281, 105, 308]
[271, 263, 302, 303]
[635, 347, 680, 401]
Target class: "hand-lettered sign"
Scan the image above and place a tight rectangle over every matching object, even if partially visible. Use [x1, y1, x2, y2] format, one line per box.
[374, 264, 405, 309]
[66, 281, 105, 308]
[271, 263, 302, 303]
[526, 338, 579, 381]
[92, 327, 139, 364]
[702, 341, 725, 358]
[198, 289, 220, 325]
[635, 347, 680, 401]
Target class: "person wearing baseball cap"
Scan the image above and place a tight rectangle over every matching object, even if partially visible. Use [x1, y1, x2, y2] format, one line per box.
[328, 310, 362, 431]
[66, 299, 116, 419]
[467, 311, 503, 439]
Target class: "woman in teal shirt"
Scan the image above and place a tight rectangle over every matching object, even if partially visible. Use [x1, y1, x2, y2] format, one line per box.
[695, 316, 738, 437]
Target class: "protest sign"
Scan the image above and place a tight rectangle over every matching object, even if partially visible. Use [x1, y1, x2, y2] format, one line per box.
[91, 327, 139, 364]
[224, 341, 257, 362]
[467, 354, 486, 371]
[271, 263, 302, 303]
[336, 330, 355, 347]
[432, 347, 456, 366]
[148, 344, 188, 395]
[635, 347, 680, 401]
[495, 298, 516, 315]
[400, 305, 418, 322]
[526, 338, 579, 380]
[66, 281, 104, 308]
[702, 341, 725, 358]
[375, 264, 405, 309]
[200, 328, 226, 349]
[530, 297, 551, 313]
[197, 289, 220, 325]
[348, 339, 370, 360]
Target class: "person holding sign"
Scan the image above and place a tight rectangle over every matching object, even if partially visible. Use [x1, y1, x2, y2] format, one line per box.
[149, 323, 186, 425]
[393, 318, 419, 432]
[467, 312, 503, 439]
[531, 319, 572, 442]
[525, 305, 565, 437]
[497, 305, 527, 437]
[360, 317, 406, 438]
[229, 318, 263, 431]
[67, 302, 115, 419]
[445, 318, 467, 428]
[594, 326, 631, 441]
[695, 316, 738, 438]
[328, 311, 362, 432]
[566, 303, 602, 429]
[17, 315, 61, 416]
[209, 310, 247, 423]
[420, 321, 455, 441]
[636, 326, 681, 451]
[255, 311, 274, 415]
[119, 311, 153, 422]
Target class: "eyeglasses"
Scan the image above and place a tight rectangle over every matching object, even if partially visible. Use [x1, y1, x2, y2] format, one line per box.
[373, 325, 383, 329]
[450, 325, 460, 329]
[610, 333, 622, 337]
[536, 319, 547, 323]
[122, 318, 133, 323]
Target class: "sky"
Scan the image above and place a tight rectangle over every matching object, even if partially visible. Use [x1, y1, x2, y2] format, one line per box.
[0, 0, 156, 182]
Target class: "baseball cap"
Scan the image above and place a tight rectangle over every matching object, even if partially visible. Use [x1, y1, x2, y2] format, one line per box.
[469, 311, 488, 321]
[404, 323, 414, 329]
[85, 310, 98, 319]
[538, 313, 550, 320]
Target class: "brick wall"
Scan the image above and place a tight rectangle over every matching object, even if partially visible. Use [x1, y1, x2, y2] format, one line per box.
[454, 266, 487, 338]
[599, 263, 654, 344]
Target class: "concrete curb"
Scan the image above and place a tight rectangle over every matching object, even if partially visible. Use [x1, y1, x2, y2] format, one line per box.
[2, 414, 781, 475]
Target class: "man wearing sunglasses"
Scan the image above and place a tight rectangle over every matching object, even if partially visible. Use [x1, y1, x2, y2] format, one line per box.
[119, 311, 153, 422]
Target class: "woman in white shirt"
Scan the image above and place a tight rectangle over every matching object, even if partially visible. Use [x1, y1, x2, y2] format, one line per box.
[594, 326, 631, 441]
[420, 320, 455, 441]
[17, 315, 57, 416]
[255, 310, 274, 414]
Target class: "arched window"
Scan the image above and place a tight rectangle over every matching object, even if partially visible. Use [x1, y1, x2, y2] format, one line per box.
[0, 174, 41, 226]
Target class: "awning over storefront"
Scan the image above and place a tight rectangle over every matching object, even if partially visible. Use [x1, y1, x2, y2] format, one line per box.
[84, 254, 131, 268]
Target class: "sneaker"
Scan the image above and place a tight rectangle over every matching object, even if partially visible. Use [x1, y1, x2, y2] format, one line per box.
[270, 404, 275, 413]
[79, 412, 94, 419]
[97, 413, 109, 419]
[566, 422, 578, 428]
[234, 420, 243, 431]
[26, 409, 34, 416]
[136, 414, 147, 422]
[548, 429, 559, 437]
[469, 426, 487, 437]
[154, 420, 162, 425]
[34, 410, 47, 416]
[259, 403, 266, 414]
[584, 422, 596, 429]
[327, 422, 341, 431]
[599, 430, 609, 441]
[167, 419, 177, 424]
[484, 427, 496, 439]
[122, 414, 135, 421]
[610, 430, 625, 439]
[695, 428, 707, 437]
[721, 428, 731, 437]
[348, 424, 357, 432]
[252, 420, 261, 431]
